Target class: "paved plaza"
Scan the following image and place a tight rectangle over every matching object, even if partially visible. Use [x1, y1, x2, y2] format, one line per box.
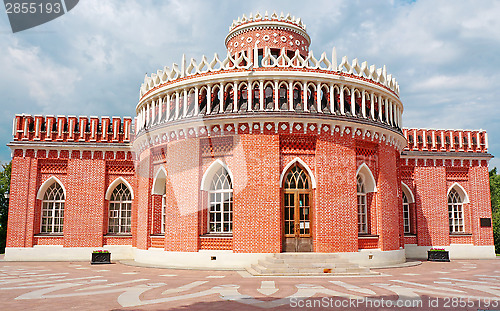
[1, 257, 500, 310]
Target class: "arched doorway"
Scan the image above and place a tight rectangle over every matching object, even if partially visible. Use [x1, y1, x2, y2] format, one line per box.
[283, 164, 312, 252]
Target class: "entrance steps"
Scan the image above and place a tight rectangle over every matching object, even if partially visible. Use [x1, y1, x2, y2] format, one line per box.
[246, 253, 378, 276]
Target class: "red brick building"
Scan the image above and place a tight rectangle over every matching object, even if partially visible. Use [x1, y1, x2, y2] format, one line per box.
[5, 12, 495, 268]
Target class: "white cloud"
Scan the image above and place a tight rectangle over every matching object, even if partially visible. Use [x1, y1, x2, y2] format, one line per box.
[0, 39, 80, 112]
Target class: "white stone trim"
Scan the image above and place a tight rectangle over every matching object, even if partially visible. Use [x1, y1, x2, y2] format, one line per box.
[279, 157, 317, 189]
[152, 166, 167, 195]
[200, 159, 234, 191]
[356, 163, 377, 193]
[447, 182, 470, 204]
[401, 182, 415, 203]
[4, 245, 135, 261]
[36, 176, 66, 200]
[405, 244, 495, 260]
[105, 177, 134, 200]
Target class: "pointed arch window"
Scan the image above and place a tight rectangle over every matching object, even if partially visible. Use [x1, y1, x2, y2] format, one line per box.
[402, 192, 410, 233]
[285, 165, 310, 190]
[357, 175, 367, 233]
[41, 182, 65, 233]
[448, 189, 464, 233]
[108, 183, 132, 234]
[208, 167, 233, 233]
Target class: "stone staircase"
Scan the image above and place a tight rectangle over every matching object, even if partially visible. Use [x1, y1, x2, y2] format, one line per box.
[246, 253, 377, 276]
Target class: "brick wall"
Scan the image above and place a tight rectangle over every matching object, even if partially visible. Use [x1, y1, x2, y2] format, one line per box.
[315, 133, 357, 252]
[64, 159, 106, 247]
[232, 134, 281, 253]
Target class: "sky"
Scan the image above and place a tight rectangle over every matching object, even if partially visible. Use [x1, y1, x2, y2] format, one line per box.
[0, 0, 499, 169]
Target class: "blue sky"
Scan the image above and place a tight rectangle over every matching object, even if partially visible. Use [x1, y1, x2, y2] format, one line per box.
[0, 0, 499, 168]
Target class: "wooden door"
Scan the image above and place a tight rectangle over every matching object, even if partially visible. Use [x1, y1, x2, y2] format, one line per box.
[283, 164, 312, 252]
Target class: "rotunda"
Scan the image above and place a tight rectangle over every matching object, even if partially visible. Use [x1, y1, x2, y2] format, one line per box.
[134, 11, 406, 267]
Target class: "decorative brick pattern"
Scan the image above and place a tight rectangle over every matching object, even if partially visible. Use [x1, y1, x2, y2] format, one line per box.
[358, 237, 379, 249]
[199, 237, 233, 250]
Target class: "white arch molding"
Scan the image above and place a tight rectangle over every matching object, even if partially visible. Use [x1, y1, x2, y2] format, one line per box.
[401, 182, 415, 203]
[105, 177, 134, 200]
[356, 163, 377, 193]
[279, 157, 317, 189]
[36, 176, 66, 200]
[200, 159, 234, 191]
[447, 182, 470, 204]
[152, 166, 167, 195]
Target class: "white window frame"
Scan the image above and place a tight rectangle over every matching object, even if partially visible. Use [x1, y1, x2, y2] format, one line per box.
[108, 183, 132, 234]
[40, 182, 65, 234]
[448, 189, 464, 233]
[403, 192, 410, 233]
[208, 167, 233, 234]
[357, 175, 367, 234]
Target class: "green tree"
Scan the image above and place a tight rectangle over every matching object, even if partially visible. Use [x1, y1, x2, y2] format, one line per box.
[0, 162, 11, 254]
[490, 167, 500, 254]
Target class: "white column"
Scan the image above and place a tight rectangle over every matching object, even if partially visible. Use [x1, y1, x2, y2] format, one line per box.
[397, 106, 401, 127]
[259, 80, 264, 111]
[467, 132, 472, 150]
[247, 82, 253, 112]
[153, 99, 157, 124]
[233, 82, 238, 112]
[413, 129, 417, 149]
[183, 89, 188, 117]
[303, 82, 308, 112]
[146, 102, 151, 126]
[422, 129, 427, 150]
[378, 95, 382, 121]
[370, 93, 375, 119]
[441, 131, 446, 150]
[219, 83, 224, 113]
[194, 87, 199, 116]
[207, 85, 212, 114]
[361, 90, 366, 118]
[274, 80, 279, 111]
[385, 99, 390, 123]
[316, 83, 321, 113]
[459, 131, 463, 150]
[159, 97, 164, 123]
[450, 131, 454, 150]
[329, 84, 334, 114]
[485, 132, 489, 150]
[150, 100, 154, 125]
[288, 81, 294, 111]
[340, 85, 345, 115]
[350, 87, 356, 116]
[175, 92, 179, 119]
[166, 95, 170, 121]
[389, 101, 393, 125]
[432, 130, 436, 149]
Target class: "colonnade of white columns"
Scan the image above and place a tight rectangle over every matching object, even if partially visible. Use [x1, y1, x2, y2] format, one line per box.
[136, 78, 403, 133]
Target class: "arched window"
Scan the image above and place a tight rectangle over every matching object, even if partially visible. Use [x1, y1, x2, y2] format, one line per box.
[402, 192, 410, 233]
[357, 175, 367, 234]
[108, 183, 132, 234]
[285, 165, 309, 189]
[208, 167, 233, 233]
[41, 182, 65, 233]
[448, 189, 464, 233]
